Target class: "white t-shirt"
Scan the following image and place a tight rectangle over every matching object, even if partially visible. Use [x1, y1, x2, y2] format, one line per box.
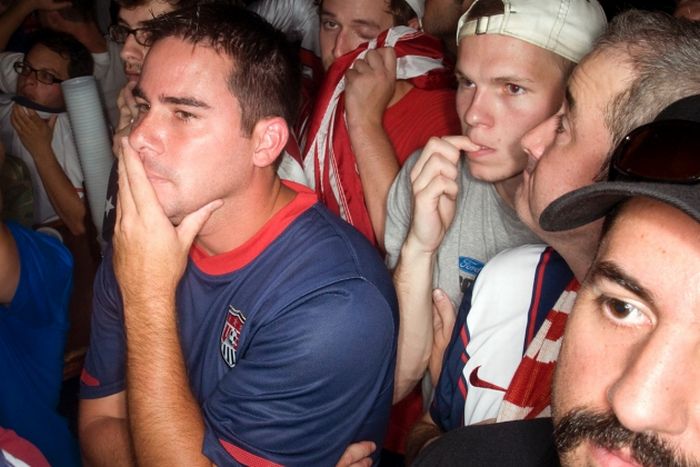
[385, 150, 540, 307]
[92, 39, 127, 130]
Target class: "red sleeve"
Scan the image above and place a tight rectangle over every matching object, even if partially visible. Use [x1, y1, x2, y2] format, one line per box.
[384, 87, 461, 165]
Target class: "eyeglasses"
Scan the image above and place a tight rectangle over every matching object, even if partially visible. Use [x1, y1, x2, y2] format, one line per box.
[108, 24, 153, 47]
[13, 61, 63, 85]
[609, 119, 699, 184]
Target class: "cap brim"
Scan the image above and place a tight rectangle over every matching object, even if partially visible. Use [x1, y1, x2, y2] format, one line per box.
[539, 181, 700, 231]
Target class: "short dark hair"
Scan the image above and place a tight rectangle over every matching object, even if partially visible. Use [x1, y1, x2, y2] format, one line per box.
[315, 0, 418, 26]
[30, 30, 94, 78]
[596, 11, 700, 151]
[143, 4, 301, 136]
[388, 0, 418, 25]
[115, 0, 243, 10]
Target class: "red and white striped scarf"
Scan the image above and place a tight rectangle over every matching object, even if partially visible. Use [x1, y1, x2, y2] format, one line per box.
[302, 26, 453, 245]
[496, 279, 580, 422]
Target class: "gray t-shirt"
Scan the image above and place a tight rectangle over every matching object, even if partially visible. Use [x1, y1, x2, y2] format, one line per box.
[384, 150, 540, 307]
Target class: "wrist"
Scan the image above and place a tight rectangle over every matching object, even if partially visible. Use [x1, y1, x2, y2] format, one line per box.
[402, 229, 440, 259]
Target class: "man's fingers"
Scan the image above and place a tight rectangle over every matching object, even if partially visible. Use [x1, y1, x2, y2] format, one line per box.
[116, 143, 137, 216]
[432, 288, 456, 338]
[47, 114, 57, 130]
[411, 136, 462, 181]
[121, 138, 164, 218]
[176, 199, 223, 248]
[411, 152, 460, 196]
[335, 441, 376, 467]
[442, 134, 481, 153]
[373, 47, 397, 76]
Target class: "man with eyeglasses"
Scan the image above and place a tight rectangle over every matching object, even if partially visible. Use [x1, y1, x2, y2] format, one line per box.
[0, 24, 93, 236]
[403, 10, 700, 464]
[0, 0, 128, 130]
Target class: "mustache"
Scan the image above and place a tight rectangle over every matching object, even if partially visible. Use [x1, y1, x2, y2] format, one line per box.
[554, 409, 697, 467]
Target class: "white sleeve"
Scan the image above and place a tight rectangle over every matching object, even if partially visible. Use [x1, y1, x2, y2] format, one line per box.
[248, 0, 320, 56]
[0, 52, 22, 94]
[52, 115, 85, 193]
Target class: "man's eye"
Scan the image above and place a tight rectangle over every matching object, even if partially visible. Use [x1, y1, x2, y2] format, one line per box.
[175, 110, 194, 121]
[457, 77, 474, 89]
[321, 20, 338, 30]
[505, 83, 525, 95]
[600, 297, 649, 326]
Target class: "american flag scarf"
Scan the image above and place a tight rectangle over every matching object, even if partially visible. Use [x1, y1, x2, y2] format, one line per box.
[302, 26, 453, 245]
[497, 279, 580, 421]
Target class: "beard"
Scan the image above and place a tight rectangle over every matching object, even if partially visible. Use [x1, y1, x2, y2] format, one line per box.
[554, 409, 697, 467]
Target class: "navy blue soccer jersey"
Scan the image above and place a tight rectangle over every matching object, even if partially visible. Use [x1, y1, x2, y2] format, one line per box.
[81, 184, 398, 466]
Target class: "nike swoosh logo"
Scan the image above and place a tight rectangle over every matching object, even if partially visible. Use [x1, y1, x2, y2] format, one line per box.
[469, 366, 507, 392]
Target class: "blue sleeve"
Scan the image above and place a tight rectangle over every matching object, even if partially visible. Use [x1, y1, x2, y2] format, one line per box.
[79, 247, 127, 398]
[201, 278, 397, 467]
[430, 283, 474, 432]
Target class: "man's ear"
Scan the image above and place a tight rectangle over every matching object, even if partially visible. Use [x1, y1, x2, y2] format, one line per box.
[251, 116, 289, 168]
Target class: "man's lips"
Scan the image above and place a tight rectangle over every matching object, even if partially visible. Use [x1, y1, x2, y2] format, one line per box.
[465, 144, 495, 158]
[589, 443, 643, 467]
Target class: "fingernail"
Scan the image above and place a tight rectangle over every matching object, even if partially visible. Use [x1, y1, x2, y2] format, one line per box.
[433, 288, 444, 300]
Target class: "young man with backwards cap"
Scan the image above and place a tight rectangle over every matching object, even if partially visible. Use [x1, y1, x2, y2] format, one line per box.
[388, 0, 606, 404]
[304, 0, 461, 249]
[413, 93, 700, 467]
[402, 10, 700, 463]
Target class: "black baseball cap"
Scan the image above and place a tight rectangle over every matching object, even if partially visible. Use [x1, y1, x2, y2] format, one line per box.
[539, 94, 700, 231]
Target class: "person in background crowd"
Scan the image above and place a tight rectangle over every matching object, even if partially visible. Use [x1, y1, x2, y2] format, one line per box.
[0, 140, 79, 467]
[304, 0, 461, 250]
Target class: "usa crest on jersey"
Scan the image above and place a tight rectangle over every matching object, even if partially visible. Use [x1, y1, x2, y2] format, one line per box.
[220, 305, 246, 368]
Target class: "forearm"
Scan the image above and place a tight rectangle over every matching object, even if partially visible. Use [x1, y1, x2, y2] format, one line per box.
[392, 235, 436, 402]
[405, 414, 443, 465]
[80, 416, 135, 467]
[31, 147, 86, 235]
[69, 23, 107, 53]
[0, 1, 36, 51]
[123, 293, 212, 467]
[0, 223, 19, 303]
[347, 120, 399, 248]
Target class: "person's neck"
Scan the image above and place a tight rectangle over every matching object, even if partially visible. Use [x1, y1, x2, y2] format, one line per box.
[193, 175, 295, 256]
[541, 222, 603, 281]
[494, 174, 522, 210]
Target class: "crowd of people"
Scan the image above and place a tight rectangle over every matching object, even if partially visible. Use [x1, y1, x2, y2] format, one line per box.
[0, 0, 698, 466]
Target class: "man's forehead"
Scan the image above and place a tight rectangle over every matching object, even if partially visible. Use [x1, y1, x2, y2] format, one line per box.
[139, 38, 232, 100]
[321, 0, 393, 24]
[26, 45, 69, 75]
[119, 1, 174, 24]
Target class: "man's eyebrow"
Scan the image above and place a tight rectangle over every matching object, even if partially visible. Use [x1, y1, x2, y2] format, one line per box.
[586, 260, 655, 306]
[161, 96, 211, 109]
[24, 58, 60, 76]
[131, 86, 211, 109]
[493, 76, 536, 85]
[319, 9, 381, 29]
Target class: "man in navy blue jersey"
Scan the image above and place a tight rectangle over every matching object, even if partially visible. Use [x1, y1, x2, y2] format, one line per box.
[78, 5, 398, 466]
